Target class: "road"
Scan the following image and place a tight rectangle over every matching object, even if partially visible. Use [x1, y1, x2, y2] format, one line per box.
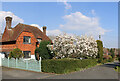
[2, 62, 119, 79]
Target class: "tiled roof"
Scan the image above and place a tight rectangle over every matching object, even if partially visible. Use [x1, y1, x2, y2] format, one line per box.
[2, 23, 51, 42]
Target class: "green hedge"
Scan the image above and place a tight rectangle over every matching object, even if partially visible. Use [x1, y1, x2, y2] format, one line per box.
[35, 40, 53, 60]
[41, 59, 97, 74]
[96, 40, 103, 63]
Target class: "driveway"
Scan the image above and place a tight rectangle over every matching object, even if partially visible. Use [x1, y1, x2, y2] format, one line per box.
[2, 62, 119, 79]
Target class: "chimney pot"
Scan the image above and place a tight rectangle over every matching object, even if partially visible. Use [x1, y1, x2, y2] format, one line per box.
[5, 16, 12, 29]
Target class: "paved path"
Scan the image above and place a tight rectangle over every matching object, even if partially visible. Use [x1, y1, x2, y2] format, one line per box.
[2, 62, 119, 79]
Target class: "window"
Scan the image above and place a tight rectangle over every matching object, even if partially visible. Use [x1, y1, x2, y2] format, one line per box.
[23, 36, 31, 44]
[23, 51, 31, 58]
[37, 38, 42, 44]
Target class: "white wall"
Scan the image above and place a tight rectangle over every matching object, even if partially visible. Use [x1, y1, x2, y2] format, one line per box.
[31, 55, 35, 59]
[0, 53, 5, 66]
[0, 53, 5, 58]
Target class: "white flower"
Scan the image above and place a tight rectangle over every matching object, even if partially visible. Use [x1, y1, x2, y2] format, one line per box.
[48, 33, 98, 58]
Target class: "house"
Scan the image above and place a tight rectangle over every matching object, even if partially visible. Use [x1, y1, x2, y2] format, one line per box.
[0, 16, 51, 59]
[103, 47, 109, 59]
[103, 48, 109, 55]
[103, 47, 118, 59]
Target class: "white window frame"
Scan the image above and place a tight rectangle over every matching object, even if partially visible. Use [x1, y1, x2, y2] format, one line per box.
[23, 36, 31, 44]
[23, 51, 31, 58]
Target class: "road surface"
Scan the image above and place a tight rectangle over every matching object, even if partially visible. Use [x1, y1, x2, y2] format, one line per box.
[2, 62, 119, 79]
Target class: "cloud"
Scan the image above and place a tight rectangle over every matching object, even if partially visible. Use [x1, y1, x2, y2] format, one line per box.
[0, 11, 24, 33]
[30, 24, 40, 28]
[63, 0, 71, 10]
[30, 24, 43, 31]
[91, 9, 96, 16]
[60, 12, 107, 36]
[61, 0, 72, 10]
[57, 0, 71, 10]
[46, 29, 62, 36]
[31, 24, 62, 36]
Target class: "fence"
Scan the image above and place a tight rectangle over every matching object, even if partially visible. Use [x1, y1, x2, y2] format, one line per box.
[2, 57, 41, 72]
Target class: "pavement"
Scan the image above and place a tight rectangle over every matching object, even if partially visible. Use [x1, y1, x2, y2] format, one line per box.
[2, 67, 56, 79]
[2, 61, 120, 79]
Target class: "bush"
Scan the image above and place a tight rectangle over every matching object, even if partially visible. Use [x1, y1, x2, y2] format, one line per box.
[35, 40, 53, 60]
[108, 55, 114, 62]
[118, 56, 120, 62]
[41, 59, 97, 74]
[110, 48, 115, 59]
[96, 40, 103, 63]
[114, 66, 120, 72]
[9, 48, 24, 59]
[101, 59, 107, 64]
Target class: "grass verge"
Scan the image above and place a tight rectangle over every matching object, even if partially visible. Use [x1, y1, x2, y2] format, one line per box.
[114, 66, 120, 73]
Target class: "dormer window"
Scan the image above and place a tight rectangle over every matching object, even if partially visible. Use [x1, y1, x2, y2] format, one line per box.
[23, 36, 31, 44]
[37, 38, 42, 44]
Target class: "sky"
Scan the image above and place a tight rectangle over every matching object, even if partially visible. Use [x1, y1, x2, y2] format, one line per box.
[0, 2, 118, 48]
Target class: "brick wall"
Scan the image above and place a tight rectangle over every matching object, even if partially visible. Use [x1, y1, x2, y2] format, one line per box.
[1, 31, 38, 55]
[16, 31, 37, 55]
[2, 44, 16, 52]
[2, 44, 16, 49]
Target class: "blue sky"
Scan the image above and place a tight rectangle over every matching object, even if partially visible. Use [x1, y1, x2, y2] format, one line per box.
[1, 2, 118, 48]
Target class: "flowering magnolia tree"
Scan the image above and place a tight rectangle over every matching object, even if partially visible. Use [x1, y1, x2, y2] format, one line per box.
[48, 33, 98, 59]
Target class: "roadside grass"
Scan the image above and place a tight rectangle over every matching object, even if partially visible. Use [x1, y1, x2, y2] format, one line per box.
[114, 66, 120, 73]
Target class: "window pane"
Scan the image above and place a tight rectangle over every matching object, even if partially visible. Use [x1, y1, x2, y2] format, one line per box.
[23, 36, 31, 44]
[37, 38, 42, 44]
[29, 37, 31, 43]
[23, 51, 31, 58]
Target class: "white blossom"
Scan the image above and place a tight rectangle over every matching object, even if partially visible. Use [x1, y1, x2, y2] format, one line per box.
[48, 33, 98, 59]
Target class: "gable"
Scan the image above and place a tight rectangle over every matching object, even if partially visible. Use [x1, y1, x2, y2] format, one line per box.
[16, 31, 37, 44]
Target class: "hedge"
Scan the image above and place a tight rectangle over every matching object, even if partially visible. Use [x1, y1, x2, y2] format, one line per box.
[35, 40, 53, 60]
[96, 40, 103, 63]
[41, 59, 97, 74]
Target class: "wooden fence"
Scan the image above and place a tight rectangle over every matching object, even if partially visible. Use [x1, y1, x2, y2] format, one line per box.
[2, 57, 41, 72]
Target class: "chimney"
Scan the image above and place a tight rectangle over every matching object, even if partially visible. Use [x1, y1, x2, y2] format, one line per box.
[43, 26, 47, 35]
[5, 16, 12, 29]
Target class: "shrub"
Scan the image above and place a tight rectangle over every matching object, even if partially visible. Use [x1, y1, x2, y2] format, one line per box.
[114, 66, 120, 72]
[101, 55, 113, 63]
[118, 56, 120, 62]
[110, 48, 115, 59]
[118, 49, 120, 62]
[101, 59, 107, 64]
[35, 40, 53, 60]
[41, 59, 97, 74]
[96, 40, 103, 63]
[9, 48, 24, 59]
[108, 55, 114, 62]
